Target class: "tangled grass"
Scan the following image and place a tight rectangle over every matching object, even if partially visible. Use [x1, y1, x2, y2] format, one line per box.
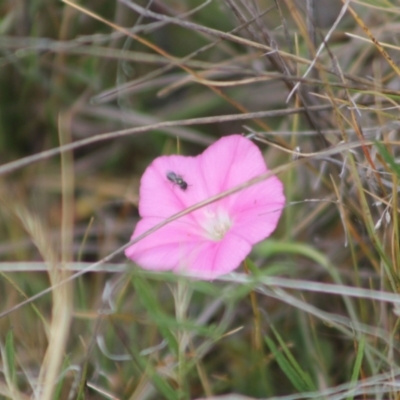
[1, 1, 400, 399]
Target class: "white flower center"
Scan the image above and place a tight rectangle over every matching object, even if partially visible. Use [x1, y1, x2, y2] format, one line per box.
[201, 208, 232, 241]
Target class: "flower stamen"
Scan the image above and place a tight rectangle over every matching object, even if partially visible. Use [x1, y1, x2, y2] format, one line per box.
[202, 208, 232, 241]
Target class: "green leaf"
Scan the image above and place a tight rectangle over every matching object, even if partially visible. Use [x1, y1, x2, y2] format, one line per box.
[53, 356, 70, 400]
[132, 275, 178, 355]
[374, 141, 400, 179]
[346, 335, 366, 400]
[265, 336, 309, 392]
[130, 276, 185, 400]
[5, 328, 16, 386]
[270, 325, 316, 391]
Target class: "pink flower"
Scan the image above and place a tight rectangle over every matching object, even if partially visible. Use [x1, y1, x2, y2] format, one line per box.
[125, 135, 285, 280]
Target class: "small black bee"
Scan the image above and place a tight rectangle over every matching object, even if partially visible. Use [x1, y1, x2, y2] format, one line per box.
[166, 171, 188, 191]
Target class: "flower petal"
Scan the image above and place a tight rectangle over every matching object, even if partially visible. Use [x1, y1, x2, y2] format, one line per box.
[138, 155, 203, 218]
[126, 134, 285, 280]
[230, 176, 285, 243]
[185, 232, 252, 279]
[124, 216, 203, 270]
[199, 135, 266, 194]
